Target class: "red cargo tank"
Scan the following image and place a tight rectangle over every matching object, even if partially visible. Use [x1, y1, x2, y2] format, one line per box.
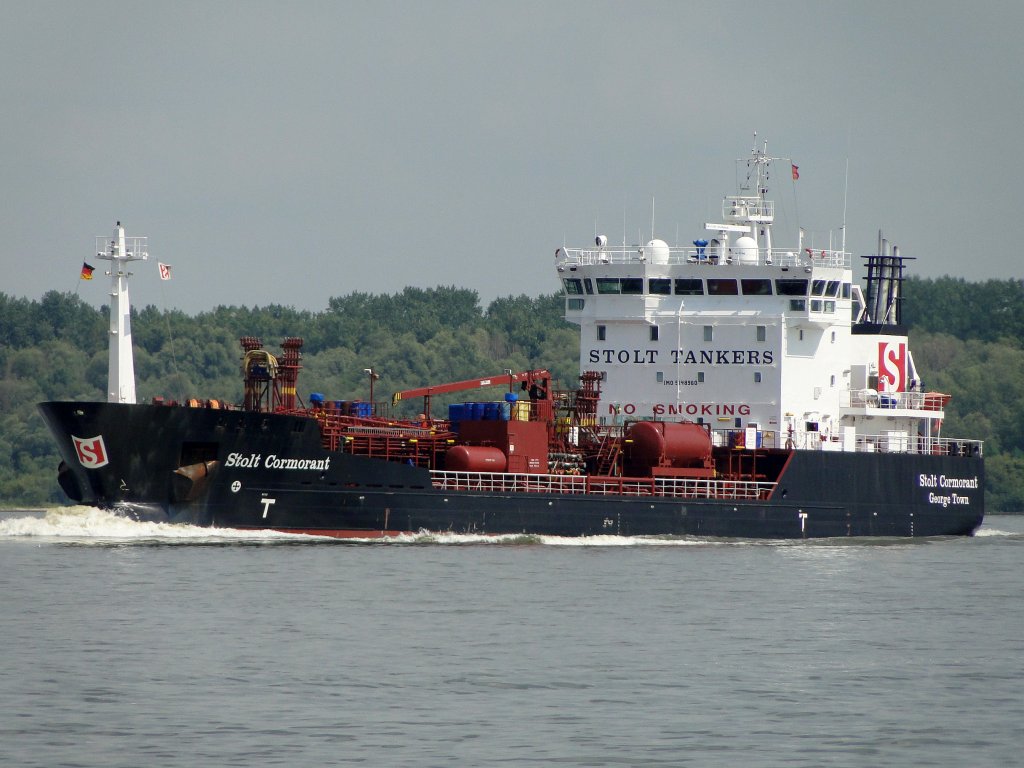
[627, 421, 712, 470]
[445, 445, 508, 472]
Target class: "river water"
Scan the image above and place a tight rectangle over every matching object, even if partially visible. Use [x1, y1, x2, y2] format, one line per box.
[1, 508, 1021, 767]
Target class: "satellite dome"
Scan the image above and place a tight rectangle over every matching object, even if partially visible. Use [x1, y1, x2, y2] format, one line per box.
[645, 239, 670, 265]
[733, 235, 758, 265]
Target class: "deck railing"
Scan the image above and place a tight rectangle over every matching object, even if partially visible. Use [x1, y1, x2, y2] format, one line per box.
[840, 390, 949, 411]
[767, 431, 983, 456]
[430, 470, 776, 500]
[556, 245, 850, 269]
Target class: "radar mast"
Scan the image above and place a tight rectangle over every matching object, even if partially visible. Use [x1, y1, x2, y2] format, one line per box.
[95, 222, 147, 403]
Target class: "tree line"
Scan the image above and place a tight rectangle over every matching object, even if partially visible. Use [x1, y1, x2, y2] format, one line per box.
[0, 276, 1022, 511]
[0, 287, 577, 504]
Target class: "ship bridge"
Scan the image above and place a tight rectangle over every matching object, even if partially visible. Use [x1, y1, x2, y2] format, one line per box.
[553, 139, 968, 457]
[556, 234, 855, 439]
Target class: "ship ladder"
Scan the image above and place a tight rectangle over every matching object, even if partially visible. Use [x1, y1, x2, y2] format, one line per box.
[594, 434, 621, 476]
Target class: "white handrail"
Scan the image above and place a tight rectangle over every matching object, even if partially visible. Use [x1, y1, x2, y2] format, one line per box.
[556, 245, 850, 269]
[430, 470, 776, 500]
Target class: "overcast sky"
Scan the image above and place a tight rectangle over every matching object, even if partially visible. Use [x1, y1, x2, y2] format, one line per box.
[2, 1, 1022, 315]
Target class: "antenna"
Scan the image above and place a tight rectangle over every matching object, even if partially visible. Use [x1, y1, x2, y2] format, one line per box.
[841, 157, 850, 253]
[651, 195, 655, 242]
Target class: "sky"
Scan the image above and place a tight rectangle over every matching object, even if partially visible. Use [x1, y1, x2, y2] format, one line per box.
[2, 0, 1022, 315]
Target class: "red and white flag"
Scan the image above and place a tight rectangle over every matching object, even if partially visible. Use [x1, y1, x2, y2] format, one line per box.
[158, 262, 172, 281]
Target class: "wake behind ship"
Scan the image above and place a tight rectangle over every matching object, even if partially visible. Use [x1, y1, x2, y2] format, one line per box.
[39, 144, 984, 538]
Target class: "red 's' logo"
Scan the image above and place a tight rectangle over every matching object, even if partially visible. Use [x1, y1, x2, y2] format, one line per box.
[878, 341, 907, 392]
[72, 435, 109, 468]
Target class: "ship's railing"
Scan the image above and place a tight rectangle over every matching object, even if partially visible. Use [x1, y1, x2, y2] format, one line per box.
[556, 245, 850, 269]
[705, 426, 982, 456]
[708, 429, 778, 449]
[849, 434, 982, 457]
[342, 424, 437, 437]
[722, 196, 774, 220]
[840, 389, 949, 411]
[776, 431, 983, 456]
[430, 470, 776, 500]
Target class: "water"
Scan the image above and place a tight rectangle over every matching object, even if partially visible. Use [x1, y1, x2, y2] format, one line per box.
[1, 508, 1021, 768]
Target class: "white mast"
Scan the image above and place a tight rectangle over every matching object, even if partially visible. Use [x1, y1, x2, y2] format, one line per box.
[95, 222, 147, 404]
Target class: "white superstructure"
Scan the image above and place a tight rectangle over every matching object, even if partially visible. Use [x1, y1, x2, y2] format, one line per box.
[95, 222, 147, 404]
[556, 141, 948, 455]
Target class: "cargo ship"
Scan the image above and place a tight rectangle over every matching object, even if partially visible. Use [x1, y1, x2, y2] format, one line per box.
[39, 143, 984, 538]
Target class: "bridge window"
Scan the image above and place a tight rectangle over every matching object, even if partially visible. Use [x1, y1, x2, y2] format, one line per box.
[826, 280, 841, 297]
[842, 283, 851, 299]
[741, 279, 772, 295]
[811, 279, 827, 296]
[562, 278, 583, 294]
[675, 278, 704, 295]
[596, 278, 621, 294]
[707, 278, 738, 295]
[776, 279, 808, 295]
[649, 278, 671, 295]
[584, 278, 594, 294]
[621, 277, 644, 294]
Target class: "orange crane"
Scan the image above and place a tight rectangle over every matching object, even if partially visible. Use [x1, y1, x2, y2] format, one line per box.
[392, 369, 552, 420]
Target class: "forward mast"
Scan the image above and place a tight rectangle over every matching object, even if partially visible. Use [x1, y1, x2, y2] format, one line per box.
[95, 222, 147, 403]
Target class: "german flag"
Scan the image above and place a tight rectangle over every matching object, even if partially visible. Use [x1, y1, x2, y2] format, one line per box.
[80, 262, 95, 280]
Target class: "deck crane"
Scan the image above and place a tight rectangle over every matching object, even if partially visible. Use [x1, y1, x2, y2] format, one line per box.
[392, 369, 552, 420]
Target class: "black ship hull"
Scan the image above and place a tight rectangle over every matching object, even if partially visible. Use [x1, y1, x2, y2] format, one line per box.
[39, 401, 985, 539]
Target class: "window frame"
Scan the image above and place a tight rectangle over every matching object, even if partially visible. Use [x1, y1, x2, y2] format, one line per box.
[674, 278, 704, 295]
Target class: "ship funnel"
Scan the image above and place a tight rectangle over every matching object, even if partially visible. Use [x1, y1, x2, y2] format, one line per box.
[858, 231, 913, 331]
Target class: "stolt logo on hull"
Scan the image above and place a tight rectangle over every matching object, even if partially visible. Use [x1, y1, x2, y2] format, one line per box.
[72, 435, 109, 468]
